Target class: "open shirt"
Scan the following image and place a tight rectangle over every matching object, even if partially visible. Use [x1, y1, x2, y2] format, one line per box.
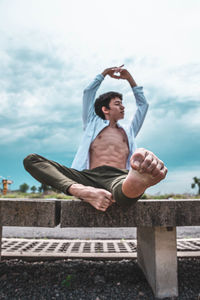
[71, 74, 149, 171]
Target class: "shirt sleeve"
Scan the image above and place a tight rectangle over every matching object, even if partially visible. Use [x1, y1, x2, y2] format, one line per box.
[130, 86, 149, 137]
[82, 74, 104, 130]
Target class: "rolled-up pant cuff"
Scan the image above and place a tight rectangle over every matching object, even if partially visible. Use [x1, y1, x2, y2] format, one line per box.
[113, 182, 142, 210]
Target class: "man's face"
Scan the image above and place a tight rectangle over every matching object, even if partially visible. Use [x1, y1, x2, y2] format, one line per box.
[106, 97, 125, 121]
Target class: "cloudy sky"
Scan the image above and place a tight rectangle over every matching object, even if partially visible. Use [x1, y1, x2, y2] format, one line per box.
[0, 0, 200, 195]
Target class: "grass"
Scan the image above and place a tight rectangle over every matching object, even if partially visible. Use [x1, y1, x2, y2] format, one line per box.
[142, 193, 199, 199]
[0, 192, 199, 199]
[61, 274, 73, 288]
[0, 192, 75, 199]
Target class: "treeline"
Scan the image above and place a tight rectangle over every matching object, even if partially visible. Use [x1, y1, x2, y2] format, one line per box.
[19, 183, 59, 194]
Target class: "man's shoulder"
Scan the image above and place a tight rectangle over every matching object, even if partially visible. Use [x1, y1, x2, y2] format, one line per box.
[85, 114, 107, 129]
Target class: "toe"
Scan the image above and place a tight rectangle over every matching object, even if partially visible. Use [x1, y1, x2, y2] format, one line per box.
[131, 152, 145, 170]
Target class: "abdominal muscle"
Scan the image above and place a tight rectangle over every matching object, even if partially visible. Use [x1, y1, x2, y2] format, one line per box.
[89, 126, 129, 169]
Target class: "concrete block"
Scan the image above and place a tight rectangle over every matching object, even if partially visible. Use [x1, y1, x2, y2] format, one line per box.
[0, 199, 60, 227]
[137, 226, 178, 298]
[60, 199, 200, 227]
[61, 199, 136, 227]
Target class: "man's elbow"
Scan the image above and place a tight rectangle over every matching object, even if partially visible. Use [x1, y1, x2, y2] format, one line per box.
[139, 102, 149, 113]
[83, 88, 89, 94]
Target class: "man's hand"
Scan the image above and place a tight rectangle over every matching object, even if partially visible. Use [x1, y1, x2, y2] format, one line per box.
[101, 65, 124, 78]
[102, 65, 137, 87]
[113, 68, 137, 87]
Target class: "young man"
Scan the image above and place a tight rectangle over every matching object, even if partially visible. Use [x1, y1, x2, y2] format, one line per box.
[24, 66, 167, 211]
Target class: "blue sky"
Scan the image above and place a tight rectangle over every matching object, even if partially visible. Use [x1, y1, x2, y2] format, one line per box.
[0, 0, 200, 195]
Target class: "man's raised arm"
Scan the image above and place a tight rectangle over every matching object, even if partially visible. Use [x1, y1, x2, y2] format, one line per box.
[82, 66, 122, 130]
[114, 67, 148, 137]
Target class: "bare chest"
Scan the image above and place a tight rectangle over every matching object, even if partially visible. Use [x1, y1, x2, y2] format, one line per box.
[90, 126, 129, 152]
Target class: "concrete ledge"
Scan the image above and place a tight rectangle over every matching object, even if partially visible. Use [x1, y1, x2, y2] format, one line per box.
[0, 199, 60, 227]
[60, 199, 200, 227]
[1, 198, 200, 228]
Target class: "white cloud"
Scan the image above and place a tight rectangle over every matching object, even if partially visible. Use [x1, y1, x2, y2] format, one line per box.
[1, 0, 200, 65]
[147, 166, 200, 195]
[0, 0, 200, 193]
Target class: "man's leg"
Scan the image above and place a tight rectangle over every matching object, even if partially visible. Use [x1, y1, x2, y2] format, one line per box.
[23, 154, 113, 211]
[24, 154, 80, 194]
[122, 148, 168, 199]
[95, 149, 167, 209]
[91, 166, 138, 209]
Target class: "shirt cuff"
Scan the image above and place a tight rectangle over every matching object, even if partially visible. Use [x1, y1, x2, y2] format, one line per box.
[132, 86, 143, 94]
[96, 74, 105, 81]
[132, 86, 143, 92]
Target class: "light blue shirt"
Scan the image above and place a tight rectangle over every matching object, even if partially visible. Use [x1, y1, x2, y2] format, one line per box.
[71, 74, 149, 171]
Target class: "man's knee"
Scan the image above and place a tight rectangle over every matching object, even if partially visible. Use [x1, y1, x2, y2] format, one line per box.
[23, 153, 39, 170]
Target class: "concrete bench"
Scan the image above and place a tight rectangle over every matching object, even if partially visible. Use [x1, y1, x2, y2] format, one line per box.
[0, 198, 60, 258]
[0, 198, 200, 299]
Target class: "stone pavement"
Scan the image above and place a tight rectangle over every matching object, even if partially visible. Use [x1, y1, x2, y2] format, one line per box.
[2, 225, 200, 239]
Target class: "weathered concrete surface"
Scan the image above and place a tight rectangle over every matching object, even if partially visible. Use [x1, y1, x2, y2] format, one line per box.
[61, 199, 200, 227]
[137, 226, 178, 298]
[1, 198, 200, 228]
[0, 199, 60, 227]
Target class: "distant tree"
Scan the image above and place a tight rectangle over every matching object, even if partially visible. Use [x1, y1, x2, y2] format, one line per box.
[51, 186, 60, 193]
[38, 183, 50, 194]
[191, 177, 200, 195]
[19, 183, 29, 193]
[37, 183, 59, 194]
[30, 185, 37, 193]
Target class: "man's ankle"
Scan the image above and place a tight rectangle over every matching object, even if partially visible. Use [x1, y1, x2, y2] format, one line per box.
[68, 184, 85, 198]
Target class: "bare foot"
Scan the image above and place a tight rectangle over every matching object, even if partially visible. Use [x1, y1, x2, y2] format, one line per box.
[68, 184, 115, 211]
[122, 148, 168, 198]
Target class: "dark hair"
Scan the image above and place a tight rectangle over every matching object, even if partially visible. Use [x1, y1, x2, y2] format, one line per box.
[94, 91, 122, 120]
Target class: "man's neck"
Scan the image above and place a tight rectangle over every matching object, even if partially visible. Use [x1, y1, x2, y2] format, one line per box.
[106, 118, 118, 128]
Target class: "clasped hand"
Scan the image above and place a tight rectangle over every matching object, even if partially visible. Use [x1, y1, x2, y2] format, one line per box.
[103, 65, 131, 80]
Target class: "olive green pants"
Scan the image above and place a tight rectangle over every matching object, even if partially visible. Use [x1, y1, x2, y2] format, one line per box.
[23, 153, 141, 209]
